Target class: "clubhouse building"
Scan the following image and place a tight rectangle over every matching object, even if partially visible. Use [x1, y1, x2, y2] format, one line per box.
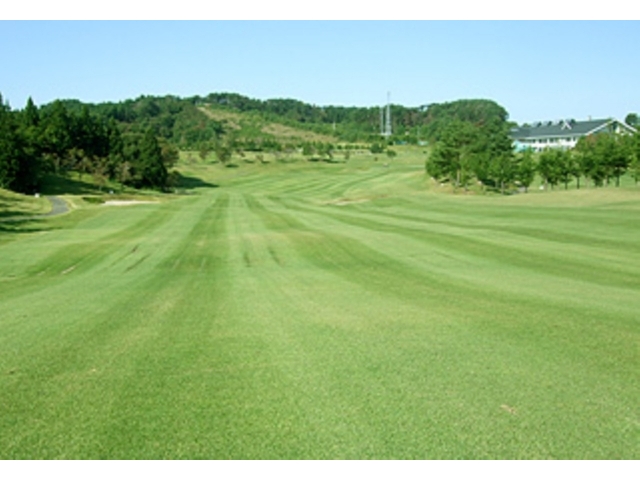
[511, 118, 636, 152]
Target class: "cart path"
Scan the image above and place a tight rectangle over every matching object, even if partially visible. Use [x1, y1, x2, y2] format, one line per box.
[43, 196, 69, 217]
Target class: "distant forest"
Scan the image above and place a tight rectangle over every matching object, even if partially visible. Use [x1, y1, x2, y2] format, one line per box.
[52, 93, 510, 147]
[0, 92, 510, 193]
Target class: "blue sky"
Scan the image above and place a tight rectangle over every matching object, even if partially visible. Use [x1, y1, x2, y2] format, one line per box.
[1, 20, 639, 124]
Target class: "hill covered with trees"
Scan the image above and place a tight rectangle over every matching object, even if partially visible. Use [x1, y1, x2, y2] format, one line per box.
[1, 93, 513, 194]
[54, 93, 510, 148]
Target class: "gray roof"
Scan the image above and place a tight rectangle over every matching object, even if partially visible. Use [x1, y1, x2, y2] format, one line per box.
[510, 118, 628, 140]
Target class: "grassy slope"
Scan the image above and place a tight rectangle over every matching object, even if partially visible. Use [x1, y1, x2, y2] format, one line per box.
[0, 151, 638, 459]
[0, 188, 50, 218]
[1, 189, 53, 243]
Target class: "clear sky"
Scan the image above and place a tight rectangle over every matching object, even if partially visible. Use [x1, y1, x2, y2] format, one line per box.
[1, 20, 639, 124]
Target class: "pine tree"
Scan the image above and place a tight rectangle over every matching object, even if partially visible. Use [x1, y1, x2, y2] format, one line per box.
[41, 100, 71, 173]
[23, 97, 40, 128]
[0, 94, 39, 193]
[137, 129, 167, 189]
[0, 94, 19, 189]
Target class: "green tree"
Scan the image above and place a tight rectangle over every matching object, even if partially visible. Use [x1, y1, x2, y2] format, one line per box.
[628, 131, 640, 185]
[16, 98, 43, 191]
[624, 113, 638, 127]
[578, 134, 628, 187]
[105, 120, 125, 180]
[421, 99, 509, 143]
[425, 142, 449, 181]
[19, 97, 43, 184]
[91, 158, 109, 192]
[0, 95, 19, 189]
[136, 129, 168, 189]
[302, 142, 315, 157]
[22, 97, 40, 128]
[0, 95, 39, 193]
[426, 120, 480, 191]
[555, 149, 577, 190]
[317, 143, 334, 161]
[537, 149, 561, 190]
[603, 135, 630, 187]
[515, 149, 536, 193]
[575, 136, 596, 187]
[117, 161, 133, 192]
[489, 152, 516, 194]
[630, 155, 640, 186]
[370, 142, 384, 154]
[485, 124, 516, 194]
[40, 100, 72, 174]
[198, 141, 212, 161]
[159, 139, 179, 170]
[214, 140, 234, 165]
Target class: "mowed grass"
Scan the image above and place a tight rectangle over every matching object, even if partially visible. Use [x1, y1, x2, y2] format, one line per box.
[0, 188, 50, 218]
[0, 152, 639, 459]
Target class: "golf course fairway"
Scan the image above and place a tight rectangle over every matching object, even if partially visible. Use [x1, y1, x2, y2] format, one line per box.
[1, 157, 638, 459]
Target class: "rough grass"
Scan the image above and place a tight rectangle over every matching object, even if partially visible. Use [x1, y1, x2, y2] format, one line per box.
[0, 188, 50, 218]
[0, 189, 53, 243]
[0, 150, 638, 459]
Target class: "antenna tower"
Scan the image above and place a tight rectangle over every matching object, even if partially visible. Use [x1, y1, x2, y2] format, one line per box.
[381, 92, 392, 137]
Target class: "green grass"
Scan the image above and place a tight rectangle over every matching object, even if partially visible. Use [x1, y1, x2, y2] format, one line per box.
[0, 188, 51, 218]
[0, 189, 53, 243]
[0, 150, 638, 458]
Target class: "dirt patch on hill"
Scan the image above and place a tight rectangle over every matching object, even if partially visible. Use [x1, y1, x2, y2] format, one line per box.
[261, 123, 336, 143]
[197, 107, 242, 130]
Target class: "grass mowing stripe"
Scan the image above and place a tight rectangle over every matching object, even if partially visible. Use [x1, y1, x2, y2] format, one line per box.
[275, 195, 640, 292]
[1, 157, 639, 458]
[380, 195, 640, 255]
[0, 198, 204, 379]
[237, 193, 639, 458]
[0, 192, 233, 458]
[0, 202, 181, 302]
[266, 195, 640, 373]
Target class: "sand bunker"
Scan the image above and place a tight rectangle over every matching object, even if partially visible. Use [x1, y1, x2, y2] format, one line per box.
[102, 200, 159, 206]
[325, 198, 372, 206]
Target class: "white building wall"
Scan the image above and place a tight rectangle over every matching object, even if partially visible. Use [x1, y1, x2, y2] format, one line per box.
[516, 137, 577, 152]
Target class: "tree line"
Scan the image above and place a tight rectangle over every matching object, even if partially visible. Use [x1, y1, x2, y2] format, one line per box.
[14, 90, 623, 197]
[426, 119, 640, 193]
[0, 94, 179, 194]
[537, 133, 640, 189]
[56, 95, 225, 150]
